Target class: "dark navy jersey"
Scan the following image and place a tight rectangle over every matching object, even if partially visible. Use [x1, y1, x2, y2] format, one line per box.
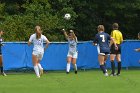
[94, 32, 111, 53]
[0, 37, 3, 54]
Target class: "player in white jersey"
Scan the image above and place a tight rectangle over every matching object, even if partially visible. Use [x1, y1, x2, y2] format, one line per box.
[28, 26, 50, 78]
[62, 29, 78, 74]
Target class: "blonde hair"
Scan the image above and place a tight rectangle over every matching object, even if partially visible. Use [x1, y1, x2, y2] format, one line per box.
[97, 25, 105, 31]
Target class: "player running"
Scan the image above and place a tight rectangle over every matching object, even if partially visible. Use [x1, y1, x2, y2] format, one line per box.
[28, 26, 50, 78]
[0, 30, 7, 76]
[110, 23, 123, 76]
[62, 29, 78, 74]
[93, 25, 117, 76]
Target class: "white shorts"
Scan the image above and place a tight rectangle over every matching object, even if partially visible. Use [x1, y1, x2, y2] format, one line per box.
[67, 51, 78, 59]
[32, 51, 44, 60]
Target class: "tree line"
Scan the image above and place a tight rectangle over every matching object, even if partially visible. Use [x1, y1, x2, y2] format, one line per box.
[0, 0, 139, 41]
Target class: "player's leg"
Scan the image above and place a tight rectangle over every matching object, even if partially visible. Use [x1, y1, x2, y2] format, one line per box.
[0, 55, 6, 76]
[72, 52, 78, 74]
[37, 53, 44, 76]
[67, 52, 72, 74]
[110, 54, 116, 76]
[116, 54, 121, 76]
[98, 54, 108, 76]
[110, 44, 116, 76]
[104, 54, 108, 72]
[32, 54, 40, 78]
[104, 54, 108, 66]
[66, 56, 72, 74]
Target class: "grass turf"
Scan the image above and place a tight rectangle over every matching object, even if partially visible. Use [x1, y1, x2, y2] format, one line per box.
[0, 70, 140, 93]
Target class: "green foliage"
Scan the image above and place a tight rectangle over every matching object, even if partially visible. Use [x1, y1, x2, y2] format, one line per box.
[0, 0, 140, 41]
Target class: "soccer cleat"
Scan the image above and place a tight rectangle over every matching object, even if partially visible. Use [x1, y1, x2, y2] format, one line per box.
[2, 72, 7, 76]
[104, 73, 109, 76]
[75, 71, 77, 74]
[66, 72, 69, 74]
[40, 69, 43, 76]
[116, 73, 120, 76]
[36, 76, 40, 78]
[109, 73, 116, 76]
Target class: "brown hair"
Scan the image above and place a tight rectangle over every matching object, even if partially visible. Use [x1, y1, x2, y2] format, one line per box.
[112, 23, 119, 30]
[97, 25, 105, 31]
[35, 26, 42, 39]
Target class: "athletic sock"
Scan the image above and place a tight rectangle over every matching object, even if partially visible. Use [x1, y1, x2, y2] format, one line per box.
[100, 65, 107, 74]
[104, 62, 106, 66]
[34, 66, 40, 77]
[111, 61, 115, 74]
[118, 62, 121, 74]
[0, 66, 3, 73]
[66, 63, 70, 72]
[38, 63, 43, 70]
[73, 64, 77, 71]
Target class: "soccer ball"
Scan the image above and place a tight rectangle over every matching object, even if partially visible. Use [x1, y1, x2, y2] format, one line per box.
[64, 13, 71, 20]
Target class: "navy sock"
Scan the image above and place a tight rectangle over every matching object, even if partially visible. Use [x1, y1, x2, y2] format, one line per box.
[0, 66, 3, 73]
[118, 62, 121, 74]
[111, 61, 115, 74]
[100, 65, 107, 74]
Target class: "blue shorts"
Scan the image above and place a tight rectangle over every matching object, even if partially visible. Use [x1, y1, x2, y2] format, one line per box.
[97, 45, 110, 55]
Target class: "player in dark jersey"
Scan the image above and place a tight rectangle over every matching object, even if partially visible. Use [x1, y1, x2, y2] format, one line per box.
[93, 25, 117, 76]
[0, 30, 7, 76]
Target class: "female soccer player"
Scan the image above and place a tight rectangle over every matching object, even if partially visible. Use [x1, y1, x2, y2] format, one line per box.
[62, 29, 78, 74]
[28, 26, 50, 78]
[0, 30, 7, 76]
[93, 25, 117, 76]
[110, 23, 123, 76]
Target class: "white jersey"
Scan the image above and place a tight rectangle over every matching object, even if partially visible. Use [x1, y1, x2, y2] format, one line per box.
[29, 33, 48, 53]
[68, 38, 78, 53]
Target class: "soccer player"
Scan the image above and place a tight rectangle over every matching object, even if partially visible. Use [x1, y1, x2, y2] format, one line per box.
[62, 29, 78, 74]
[110, 23, 123, 76]
[28, 26, 50, 78]
[134, 32, 140, 52]
[93, 25, 117, 76]
[0, 30, 7, 76]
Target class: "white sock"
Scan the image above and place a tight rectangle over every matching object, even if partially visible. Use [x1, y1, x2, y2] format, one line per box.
[66, 63, 70, 72]
[34, 66, 40, 77]
[73, 64, 77, 71]
[38, 63, 43, 70]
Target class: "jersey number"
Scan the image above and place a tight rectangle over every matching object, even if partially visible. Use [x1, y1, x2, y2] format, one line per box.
[100, 35, 105, 42]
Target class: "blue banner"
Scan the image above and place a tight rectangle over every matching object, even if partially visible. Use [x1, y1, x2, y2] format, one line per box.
[2, 41, 140, 70]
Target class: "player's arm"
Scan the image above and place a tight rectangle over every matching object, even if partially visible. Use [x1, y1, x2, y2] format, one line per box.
[44, 36, 50, 50]
[62, 29, 68, 40]
[45, 39, 50, 49]
[93, 35, 98, 46]
[134, 48, 140, 52]
[110, 31, 115, 47]
[110, 37, 118, 50]
[70, 30, 77, 42]
[28, 41, 31, 46]
[28, 35, 32, 46]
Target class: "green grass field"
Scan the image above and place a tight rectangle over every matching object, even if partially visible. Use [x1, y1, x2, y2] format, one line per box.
[0, 70, 140, 93]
